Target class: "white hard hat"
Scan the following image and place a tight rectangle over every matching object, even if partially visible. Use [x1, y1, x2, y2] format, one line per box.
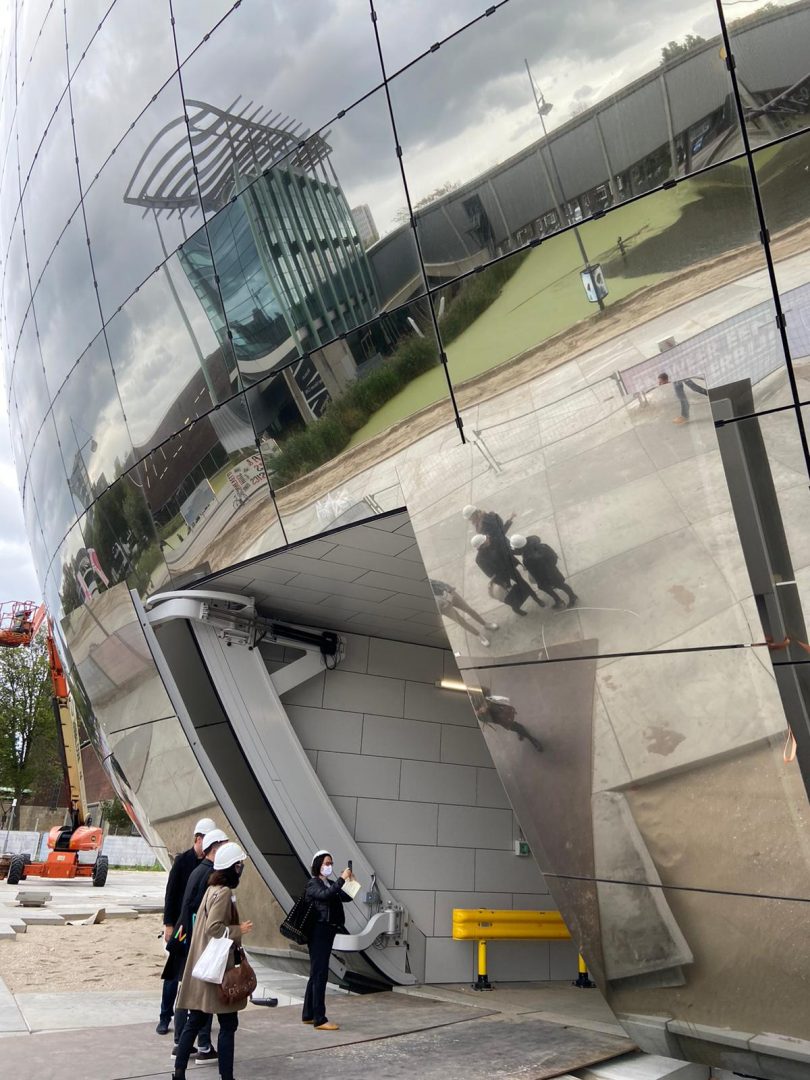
[462, 504, 477, 520]
[213, 842, 248, 870]
[471, 533, 488, 549]
[510, 533, 527, 550]
[193, 817, 216, 837]
[202, 829, 228, 851]
[312, 849, 332, 862]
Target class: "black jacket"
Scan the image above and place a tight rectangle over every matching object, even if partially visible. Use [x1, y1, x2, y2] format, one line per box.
[304, 875, 351, 928]
[163, 847, 200, 926]
[521, 536, 564, 585]
[177, 857, 215, 940]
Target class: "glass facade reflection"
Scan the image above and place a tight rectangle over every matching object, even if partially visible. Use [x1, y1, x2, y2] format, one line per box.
[4, 2, 810, 1073]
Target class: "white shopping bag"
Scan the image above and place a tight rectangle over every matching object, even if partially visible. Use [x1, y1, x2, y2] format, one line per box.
[192, 929, 232, 984]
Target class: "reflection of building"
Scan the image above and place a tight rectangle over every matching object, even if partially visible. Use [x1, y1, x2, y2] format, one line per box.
[7, 3, 810, 1078]
[369, 3, 810, 304]
[351, 203, 379, 248]
[127, 99, 379, 425]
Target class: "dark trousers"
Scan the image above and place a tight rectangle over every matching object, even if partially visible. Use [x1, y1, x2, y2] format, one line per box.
[174, 1009, 238, 1078]
[302, 922, 336, 1025]
[174, 1005, 213, 1049]
[160, 977, 179, 1025]
[540, 580, 577, 605]
[674, 381, 689, 419]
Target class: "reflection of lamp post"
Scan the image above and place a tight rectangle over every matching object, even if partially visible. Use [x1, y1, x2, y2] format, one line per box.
[525, 60, 606, 312]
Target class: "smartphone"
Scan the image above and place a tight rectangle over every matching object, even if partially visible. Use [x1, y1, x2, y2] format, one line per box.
[348, 860, 353, 873]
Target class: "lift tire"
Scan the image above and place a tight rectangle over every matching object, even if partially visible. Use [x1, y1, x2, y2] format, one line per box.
[6, 855, 26, 885]
[92, 854, 108, 887]
[21, 854, 31, 864]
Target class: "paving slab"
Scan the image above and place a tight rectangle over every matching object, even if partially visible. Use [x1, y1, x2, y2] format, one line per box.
[14, 990, 158, 1033]
[0, 976, 27, 1034]
[0, 993, 634, 1080]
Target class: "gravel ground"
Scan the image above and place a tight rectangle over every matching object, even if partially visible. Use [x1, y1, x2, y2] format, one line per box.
[0, 913, 166, 993]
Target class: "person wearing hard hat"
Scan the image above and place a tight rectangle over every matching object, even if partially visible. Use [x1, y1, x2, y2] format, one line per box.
[472, 533, 542, 616]
[173, 842, 254, 1080]
[302, 850, 354, 1031]
[157, 817, 216, 1036]
[167, 829, 230, 1063]
[510, 533, 577, 608]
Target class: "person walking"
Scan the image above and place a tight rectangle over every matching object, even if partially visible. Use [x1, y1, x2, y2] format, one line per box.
[167, 828, 229, 1064]
[471, 534, 543, 615]
[302, 851, 354, 1031]
[658, 371, 708, 424]
[172, 842, 253, 1080]
[157, 816, 215, 1036]
[430, 579, 499, 647]
[510, 533, 577, 608]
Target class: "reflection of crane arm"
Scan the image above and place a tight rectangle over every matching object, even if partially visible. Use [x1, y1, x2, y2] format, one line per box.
[0, 601, 89, 826]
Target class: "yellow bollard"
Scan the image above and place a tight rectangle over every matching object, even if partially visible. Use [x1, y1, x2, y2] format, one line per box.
[574, 953, 596, 989]
[474, 938, 493, 990]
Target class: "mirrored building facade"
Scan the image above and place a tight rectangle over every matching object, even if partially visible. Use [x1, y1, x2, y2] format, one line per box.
[4, 1, 810, 1075]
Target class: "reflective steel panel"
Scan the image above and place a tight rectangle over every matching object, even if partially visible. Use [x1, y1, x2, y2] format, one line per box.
[82, 72, 193, 322]
[51, 332, 134, 517]
[105, 248, 241, 461]
[15, 2, 68, 179]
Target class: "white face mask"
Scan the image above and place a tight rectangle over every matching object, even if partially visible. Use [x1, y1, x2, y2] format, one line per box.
[320, 863, 334, 877]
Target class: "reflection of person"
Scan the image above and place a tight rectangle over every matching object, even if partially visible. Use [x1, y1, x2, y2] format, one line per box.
[470, 687, 543, 752]
[510, 534, 577, 609]
[172, 843, 254, 1080]
[167, 829, 229, 1063]
[158, 817, 214, 1037]
[302, 851, 354, 1031]
[430, 579, 499, 647]
[658, 372, 708, 425]
[471, 534, 543, 615]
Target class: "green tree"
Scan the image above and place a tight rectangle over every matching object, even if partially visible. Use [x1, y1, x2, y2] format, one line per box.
[0, 638, 62, 813]
[661, 34, 706, 63]
[100, 797, 134, 835]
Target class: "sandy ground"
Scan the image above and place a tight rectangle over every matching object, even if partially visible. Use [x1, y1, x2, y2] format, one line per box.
[0, 913, 166, 993]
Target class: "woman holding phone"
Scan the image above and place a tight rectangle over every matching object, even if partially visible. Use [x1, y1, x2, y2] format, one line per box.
[301, 850, 354, 1030]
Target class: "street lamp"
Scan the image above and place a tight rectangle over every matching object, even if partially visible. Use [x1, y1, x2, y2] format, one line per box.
[524, 60, 606, 312]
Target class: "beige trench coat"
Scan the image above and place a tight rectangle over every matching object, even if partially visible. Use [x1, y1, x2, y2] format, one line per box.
[176, 884, 246, 1014]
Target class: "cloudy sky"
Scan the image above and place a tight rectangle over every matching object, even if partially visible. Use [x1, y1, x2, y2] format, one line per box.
[0, 0, 789, 607]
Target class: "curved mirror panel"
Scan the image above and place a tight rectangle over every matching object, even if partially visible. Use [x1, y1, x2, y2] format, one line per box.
[26, 409, 74, 562]
[69, 0, 178, 185]
[756, 128, 810, 297]
[4, 216, 32, 356]
[32, 208, 101, 394]
[388, 0, 739, 270]
[22, 476, 48, 584]
[82, 72, 197, 322]
[723, 0, 810, 148]
[105, 248, 241, 460]
[15, 3, 67, 179]
[173, 0, 236, 65]
[0, 131, 20, 260]
[266, 294, 455, 543]
[80, 473, 171, 601]
[66, 1, 114, 76]
[52, 333, 133, 516]
[134, 400, 283, 584]
[12, 308, 50, 459]
[21, 95, 80, 289]
[374, 1, 498, 76]
[177, 0, 381, 186]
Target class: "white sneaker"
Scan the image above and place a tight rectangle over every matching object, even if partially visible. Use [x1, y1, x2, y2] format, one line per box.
[485, 622, 499, 631]
[479, 635, 491, 647]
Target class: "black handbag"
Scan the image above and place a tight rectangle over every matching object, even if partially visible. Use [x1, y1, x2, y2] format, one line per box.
[279, 895, 315, 946]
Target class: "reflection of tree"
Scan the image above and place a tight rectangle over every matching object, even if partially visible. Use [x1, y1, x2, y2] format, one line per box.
[59, 479, 158, 617]
[394, 181, 460, 224]
[660, 35, 706, 63]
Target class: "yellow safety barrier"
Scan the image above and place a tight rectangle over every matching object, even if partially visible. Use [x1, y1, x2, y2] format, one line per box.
[452, 908, 595, 991]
